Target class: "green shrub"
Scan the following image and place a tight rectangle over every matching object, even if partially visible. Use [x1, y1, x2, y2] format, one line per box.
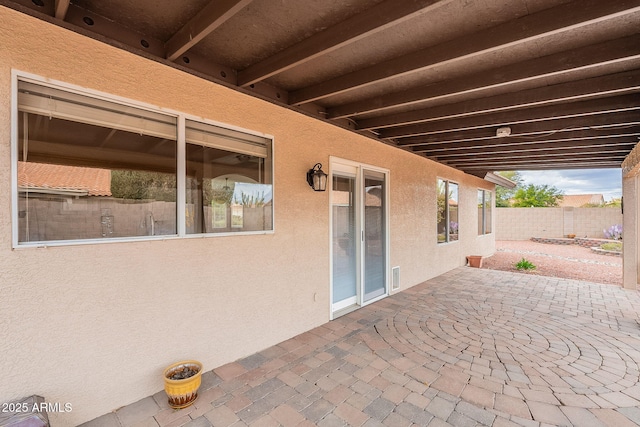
[515, 258, 536, 270]
[600, 242, 622, 252]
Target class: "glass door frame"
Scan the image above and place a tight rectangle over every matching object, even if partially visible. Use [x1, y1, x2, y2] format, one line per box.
[329, 157, 390, 319]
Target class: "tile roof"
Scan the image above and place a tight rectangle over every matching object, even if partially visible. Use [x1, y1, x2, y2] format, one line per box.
[18, 162, 112, 196]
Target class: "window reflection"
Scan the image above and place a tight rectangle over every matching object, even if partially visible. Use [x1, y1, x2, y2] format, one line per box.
[185, 120, 273, 234]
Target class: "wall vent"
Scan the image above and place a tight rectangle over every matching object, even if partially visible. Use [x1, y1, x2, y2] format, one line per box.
[391, 266, 400, 291]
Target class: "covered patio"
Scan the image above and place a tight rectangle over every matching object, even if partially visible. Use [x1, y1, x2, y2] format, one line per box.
[1, 1, 640, 425]
[84, 268, 640, 427]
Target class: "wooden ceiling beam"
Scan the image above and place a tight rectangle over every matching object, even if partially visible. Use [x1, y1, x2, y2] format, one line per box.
[329, 34, 640, 120]
[165, 0, 253, 62]
[433, 145, 632, 161]
[462, 163, 622, 171]
[410, 132, 639, 152]
[452, 152, 627, 162]
[370, 70, 640, 136]
[399, 129, 495, 146]
[290, 0, 640, 106]
[385, 110, 640, 139]
[446, 159, 627, 174]
[64, 4, 166, 57]
[448, 158, 628, 171]
[54, 0, 69, 20]
[451, 157, 625, 169]
[236, 0, 452, 87]
[398, 123, 640, 147]
[357, 72, 640, 130]
[358, 94, 640, 133]
[0, 0, 336, 125]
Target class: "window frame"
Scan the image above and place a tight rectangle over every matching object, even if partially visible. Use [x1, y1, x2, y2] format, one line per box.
[478, 189, 492, 235]
[11, 71, 275, 248]
[437, 178, 459, 244]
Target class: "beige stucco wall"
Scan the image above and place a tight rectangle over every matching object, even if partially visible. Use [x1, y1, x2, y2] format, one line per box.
[495, 207, 623, 240]
[0, 7, 494, 425]
[622, 170, 639, 290]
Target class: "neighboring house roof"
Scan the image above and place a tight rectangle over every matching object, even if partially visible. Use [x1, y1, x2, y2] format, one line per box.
[18, 161, 111, 196]
[558, 194, 605, 207]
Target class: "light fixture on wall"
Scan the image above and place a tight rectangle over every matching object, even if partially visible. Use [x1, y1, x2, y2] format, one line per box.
[306, 163, 328, 191]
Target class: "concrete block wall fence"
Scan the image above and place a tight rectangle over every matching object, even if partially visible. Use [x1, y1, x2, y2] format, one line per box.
[495, 207, 623, 240]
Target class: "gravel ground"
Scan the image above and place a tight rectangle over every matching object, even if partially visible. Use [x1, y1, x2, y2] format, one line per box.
[482, 240, 622, 286]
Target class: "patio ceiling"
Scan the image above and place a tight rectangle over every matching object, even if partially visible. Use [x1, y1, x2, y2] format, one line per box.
[5, 0, 640, 177]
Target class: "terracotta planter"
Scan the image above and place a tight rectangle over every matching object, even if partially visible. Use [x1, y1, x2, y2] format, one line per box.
[163, 360, 203, 409]
[467, 255, 483, 268]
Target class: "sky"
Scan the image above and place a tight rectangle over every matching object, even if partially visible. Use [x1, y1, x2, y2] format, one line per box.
[515, 168, 622, 202]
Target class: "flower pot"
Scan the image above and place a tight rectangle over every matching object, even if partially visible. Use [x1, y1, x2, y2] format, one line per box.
[163, 360, 203, 409]
[467, 255, 483, 268]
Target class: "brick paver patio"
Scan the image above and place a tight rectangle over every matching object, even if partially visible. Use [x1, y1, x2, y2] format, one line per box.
[83, 268, 640, 427]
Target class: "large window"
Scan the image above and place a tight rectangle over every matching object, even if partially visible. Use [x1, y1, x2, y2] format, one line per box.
[14, 77, 273, 246]
[478, 189, 492, 235]
[437, 179, 458, 243]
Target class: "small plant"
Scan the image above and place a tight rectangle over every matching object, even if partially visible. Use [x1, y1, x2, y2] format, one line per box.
[600, 242, 622, 252]
[515, 258, 536, 270]
[603, 224, 622, 240]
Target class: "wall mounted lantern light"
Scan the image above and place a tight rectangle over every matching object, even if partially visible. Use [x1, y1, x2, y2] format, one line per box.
[306, 163, 328, 191]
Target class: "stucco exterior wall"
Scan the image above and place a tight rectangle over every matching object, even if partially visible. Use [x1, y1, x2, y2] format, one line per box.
[495, 207, 623, 240]
[0, 7, 494, 425]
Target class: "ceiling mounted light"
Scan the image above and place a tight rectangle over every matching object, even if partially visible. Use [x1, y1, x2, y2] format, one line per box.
[496, 126, 511, 137]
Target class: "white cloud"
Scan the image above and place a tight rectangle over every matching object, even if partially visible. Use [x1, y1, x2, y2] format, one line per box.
[515, 168, 621, 201]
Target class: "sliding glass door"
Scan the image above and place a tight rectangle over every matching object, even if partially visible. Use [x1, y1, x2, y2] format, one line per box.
[331, 172, 358, 311]
[331, 160, 388, 316]
[363, 170, 386, 303]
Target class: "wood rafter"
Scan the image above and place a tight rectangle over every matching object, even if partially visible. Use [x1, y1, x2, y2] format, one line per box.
[433, 144, 635, 160]
[402, 128, 640, 150]
[237, 0, 453, 87]
[410, 132, 640, 152]
[290, 0, 640, 106]
[329, 34, 640, 120]
[382, 105, 640, 139]
[359, 85, 640, 130]
[450, 157, 626, 170]
[54, 0, 69, 19]
[165, 0, 253, 62]
[439, 142, 634, 162]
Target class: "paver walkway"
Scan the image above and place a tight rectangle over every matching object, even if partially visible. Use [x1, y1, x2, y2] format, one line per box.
[84, 268, 640, 427]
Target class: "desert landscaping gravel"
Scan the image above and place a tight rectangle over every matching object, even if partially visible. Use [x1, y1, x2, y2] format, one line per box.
[482, 240, 622, 286]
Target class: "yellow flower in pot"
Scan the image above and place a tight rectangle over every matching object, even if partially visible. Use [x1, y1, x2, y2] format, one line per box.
[163, 360, 203, 409]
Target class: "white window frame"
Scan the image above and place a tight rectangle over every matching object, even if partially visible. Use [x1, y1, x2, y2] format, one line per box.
[11, 70, 275, 248]
[437, 178, 459, 244]
[478, 189, 493, 235]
